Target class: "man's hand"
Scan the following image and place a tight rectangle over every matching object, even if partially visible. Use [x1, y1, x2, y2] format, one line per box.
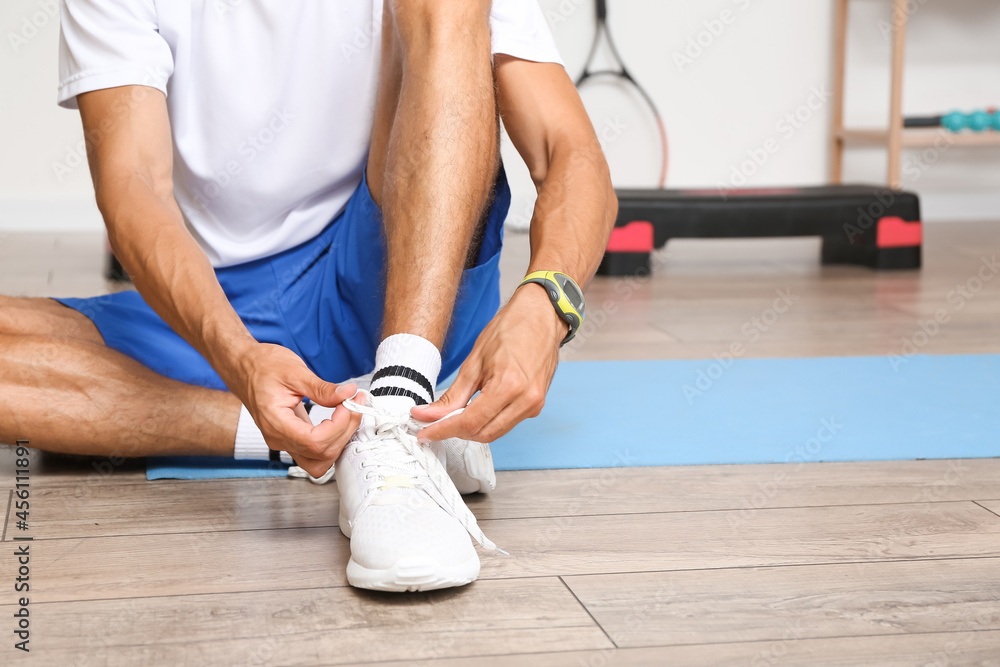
[76, 87, 363, 476]
[237, 343, 362, 477]
[412, 284, 565, 443]
[412, 57, 612, 444]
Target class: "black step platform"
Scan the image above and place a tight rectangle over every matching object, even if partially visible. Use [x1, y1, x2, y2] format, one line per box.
[598, 184, 922, 276]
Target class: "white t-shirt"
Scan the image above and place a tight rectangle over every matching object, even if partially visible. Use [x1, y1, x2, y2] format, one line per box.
[58, 1, 562, 267]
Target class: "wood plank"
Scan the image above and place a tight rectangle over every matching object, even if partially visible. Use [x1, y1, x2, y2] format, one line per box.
[28, 526, 346, 602]
[564, 558, 1000, 648]
[629, 339, 1000, 360]
[18, 459, 1000, 541]
[23, 502, 1000, 603]
[653, 313, 920, 345]
[8, 578, 611, 666]
[370, 630, 1000, 667]
[28, 476, 336, 539]
[0, 445, 147, 489]
[977, 500, 1000, 517]
[478, 459, 1000, 521]
[479, 502, 1000, 580]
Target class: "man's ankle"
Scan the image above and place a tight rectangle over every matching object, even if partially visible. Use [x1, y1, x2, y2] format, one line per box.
[368, 333, 442, 413]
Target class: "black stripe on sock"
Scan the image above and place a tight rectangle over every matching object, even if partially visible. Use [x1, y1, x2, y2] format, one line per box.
[370, 386, 429, 406]
[371, 365, 435, 399]
[268, 449, 282, 462]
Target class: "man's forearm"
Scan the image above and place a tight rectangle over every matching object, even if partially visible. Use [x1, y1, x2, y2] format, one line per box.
[100, 177, 256, 394]
[78, 86, 256, 397]
[77, 86, 357, 465]
[526, 138, 617, 288]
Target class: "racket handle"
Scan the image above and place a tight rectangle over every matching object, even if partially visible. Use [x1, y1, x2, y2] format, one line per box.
[596, 0, 607, 20]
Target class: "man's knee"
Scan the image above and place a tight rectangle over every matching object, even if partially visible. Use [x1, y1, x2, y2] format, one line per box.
[388, 0, 492, 50]
[0, 295, 102, 343]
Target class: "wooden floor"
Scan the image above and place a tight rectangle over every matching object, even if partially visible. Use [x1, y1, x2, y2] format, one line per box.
[1, 223, 999, 666]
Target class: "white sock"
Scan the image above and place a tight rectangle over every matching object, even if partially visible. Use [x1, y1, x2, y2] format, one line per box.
[233, 405, 295, 464]
[367, 333, 442, 413]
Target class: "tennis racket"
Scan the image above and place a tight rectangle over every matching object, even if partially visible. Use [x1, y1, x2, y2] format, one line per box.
[575, 0, 669, 188]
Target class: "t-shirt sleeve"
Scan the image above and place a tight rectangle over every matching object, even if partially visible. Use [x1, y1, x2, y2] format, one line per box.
[58, 0, 174, 109]
[490, 0, 563, 66]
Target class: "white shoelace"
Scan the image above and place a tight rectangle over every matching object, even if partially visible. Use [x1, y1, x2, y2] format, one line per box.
[340, 396, 507, 556]
[287, 461, 335, 484]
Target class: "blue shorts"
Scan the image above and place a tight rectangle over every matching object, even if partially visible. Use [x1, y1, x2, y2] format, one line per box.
[56, 169, 509, 391]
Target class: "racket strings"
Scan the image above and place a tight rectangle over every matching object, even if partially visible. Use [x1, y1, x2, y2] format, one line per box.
[575, 4, 669, 188]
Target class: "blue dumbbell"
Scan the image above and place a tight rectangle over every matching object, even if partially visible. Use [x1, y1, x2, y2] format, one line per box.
[941, 110, 967, 132]
[991, 110, 1000, 131]
[967, 110, 991, 132]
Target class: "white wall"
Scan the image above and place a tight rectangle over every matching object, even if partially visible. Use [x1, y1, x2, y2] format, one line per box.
[508, 0, 1000, 227]
[1, 0, 104, 230]
[2, 0, 999, 232]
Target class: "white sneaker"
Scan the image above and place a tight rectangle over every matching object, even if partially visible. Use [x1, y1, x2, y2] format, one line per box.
[298, 372, 497, 495]
[287, 436, 495, 494]
[335, 394, 504, 592]
[440, 438, 496, 494]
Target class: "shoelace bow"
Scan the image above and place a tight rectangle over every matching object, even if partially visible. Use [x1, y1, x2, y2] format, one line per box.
[340, 397, 507, 556]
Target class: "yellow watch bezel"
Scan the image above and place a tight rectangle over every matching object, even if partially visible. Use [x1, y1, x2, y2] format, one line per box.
[518, 271, 585, 346]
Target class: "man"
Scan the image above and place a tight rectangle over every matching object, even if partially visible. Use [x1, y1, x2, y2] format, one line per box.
[0, 0, 615, 591]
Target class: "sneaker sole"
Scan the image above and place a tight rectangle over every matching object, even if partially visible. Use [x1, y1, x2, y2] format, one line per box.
[339, 503, 481, 592]
[346, 553, 480, 592]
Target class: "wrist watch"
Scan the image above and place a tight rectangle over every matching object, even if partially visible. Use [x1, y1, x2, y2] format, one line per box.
[518, 271, 586, 346]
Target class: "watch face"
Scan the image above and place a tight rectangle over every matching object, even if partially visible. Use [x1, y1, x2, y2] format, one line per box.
[555, 273, 585, 315]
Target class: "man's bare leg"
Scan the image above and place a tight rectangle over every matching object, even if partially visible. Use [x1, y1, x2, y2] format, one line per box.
[0, 296, 238, 456]
[367, 0, 498, 347]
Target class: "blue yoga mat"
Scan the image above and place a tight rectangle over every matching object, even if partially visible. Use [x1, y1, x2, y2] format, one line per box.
[147, 354, 1000, 480]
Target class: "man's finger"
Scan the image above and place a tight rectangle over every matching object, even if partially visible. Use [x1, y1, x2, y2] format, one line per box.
[411, 362, 480, 422]
[464, 398, 539, 444]
[418, 379, 513, 442]
[316, 407, 363, 459]
[271, 405, 320, 445]
[303, 372, 356, 408]
[293, 401, 311, 423]
[292, 455, 336, 479]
